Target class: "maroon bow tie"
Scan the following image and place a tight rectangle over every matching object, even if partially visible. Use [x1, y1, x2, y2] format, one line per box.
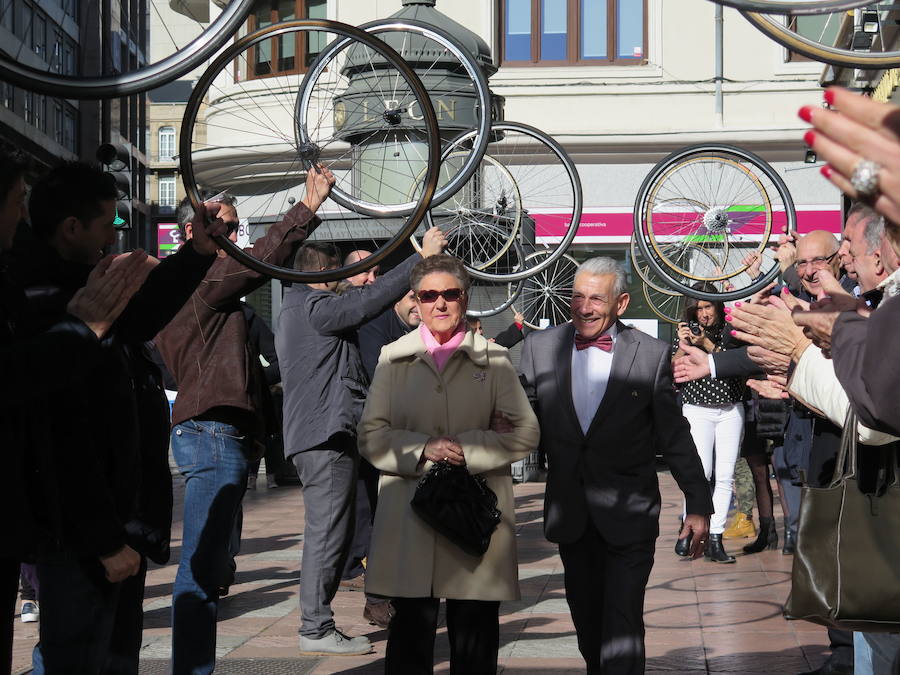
[575, 333, 613, 352]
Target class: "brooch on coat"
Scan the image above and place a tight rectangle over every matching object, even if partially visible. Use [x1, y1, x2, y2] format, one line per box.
[472, 370, 487, 383]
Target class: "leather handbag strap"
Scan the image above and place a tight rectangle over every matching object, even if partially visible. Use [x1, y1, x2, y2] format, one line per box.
[830, 407, 859, 487]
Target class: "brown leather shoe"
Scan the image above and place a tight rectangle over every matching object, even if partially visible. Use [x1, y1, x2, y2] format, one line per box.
[363, 599, 395, 629]
[338, 575, 366, 592]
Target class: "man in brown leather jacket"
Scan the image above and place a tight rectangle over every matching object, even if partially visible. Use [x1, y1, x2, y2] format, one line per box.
[155, 166, 334, 675]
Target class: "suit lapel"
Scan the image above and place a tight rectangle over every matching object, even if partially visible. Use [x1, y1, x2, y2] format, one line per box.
[585, 322, 638, 439]
[553, 323, 584, 438]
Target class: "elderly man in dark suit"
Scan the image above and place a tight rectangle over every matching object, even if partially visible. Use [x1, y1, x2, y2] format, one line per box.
[518, 256, 712, 675]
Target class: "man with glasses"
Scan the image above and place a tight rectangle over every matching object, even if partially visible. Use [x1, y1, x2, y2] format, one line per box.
[275, 229, 445, 656]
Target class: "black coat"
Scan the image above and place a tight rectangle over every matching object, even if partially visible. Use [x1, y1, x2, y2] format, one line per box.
[0, 264, 103, 560]
[12, 240, 213, 559]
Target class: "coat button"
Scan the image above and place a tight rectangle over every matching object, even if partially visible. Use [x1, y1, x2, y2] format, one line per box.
[436, 426, 444, 434]
[435, 385, 443, 393]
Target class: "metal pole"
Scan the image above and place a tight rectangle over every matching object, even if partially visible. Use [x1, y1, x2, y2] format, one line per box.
[715, 3, 724, 128]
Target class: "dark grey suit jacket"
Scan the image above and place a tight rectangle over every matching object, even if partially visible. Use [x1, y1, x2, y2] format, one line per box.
[519, 322, 712, 546]
[831, 294, 900, 437]
[276, 255, 418, 457]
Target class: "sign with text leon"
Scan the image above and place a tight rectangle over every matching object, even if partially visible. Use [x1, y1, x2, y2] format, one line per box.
[533, 207, 842, 244]
[157, 223, 181, 258]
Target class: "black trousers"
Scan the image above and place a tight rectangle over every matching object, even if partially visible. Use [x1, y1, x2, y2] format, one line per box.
[386, 597, 500, 675]
[559, 527, 655, 675]
[1, 557, 19, 675]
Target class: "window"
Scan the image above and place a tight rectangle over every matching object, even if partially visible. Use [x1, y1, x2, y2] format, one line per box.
[23, 91, 33, 124]
[51, 30, 63, 72]
[63, 106, 77, 152]
[53, 100, 63, 144]
[32, 12, 46, 60]
[1, 0, 13, 32]
[159, 127, 175, 162]
[63, 39, 76, 75]
[2, 83, 13, 110]
[158, 174, 176, 207]
[247, 0, 326, 79]
[502, 0, 646, 65]
[34, 94, 46, 131]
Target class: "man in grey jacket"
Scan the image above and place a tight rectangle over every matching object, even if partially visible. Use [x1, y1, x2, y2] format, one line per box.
[275, 228, 445, 656]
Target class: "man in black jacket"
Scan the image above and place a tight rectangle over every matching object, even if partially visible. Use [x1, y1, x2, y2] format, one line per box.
[15, 162, 227, 674]
[0, 150, 152, 675]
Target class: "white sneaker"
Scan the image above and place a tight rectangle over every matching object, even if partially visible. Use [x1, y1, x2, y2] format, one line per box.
[299, 629, 372, 656]
[20, 601, 39, 623]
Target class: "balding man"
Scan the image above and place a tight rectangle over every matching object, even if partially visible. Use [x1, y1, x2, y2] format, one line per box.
[344, 250, 379, 287]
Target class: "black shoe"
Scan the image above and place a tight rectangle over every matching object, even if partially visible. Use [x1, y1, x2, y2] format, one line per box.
[744, 516, 779, 554]
[704, 534, 736, 563]
[674, 523, 692, 557]
[782, 529, 796, 555]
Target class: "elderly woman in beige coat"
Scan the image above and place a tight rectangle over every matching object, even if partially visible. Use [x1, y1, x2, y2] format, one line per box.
[357, 254, 539, 675]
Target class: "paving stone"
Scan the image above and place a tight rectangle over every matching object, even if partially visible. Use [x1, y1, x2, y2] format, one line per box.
[11, 470, 825, 674]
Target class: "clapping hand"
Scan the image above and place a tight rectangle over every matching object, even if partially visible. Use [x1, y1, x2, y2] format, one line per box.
[67, 250, 151, 339]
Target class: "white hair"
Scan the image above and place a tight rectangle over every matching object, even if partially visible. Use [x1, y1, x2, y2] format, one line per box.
[575, 257, 627, 296]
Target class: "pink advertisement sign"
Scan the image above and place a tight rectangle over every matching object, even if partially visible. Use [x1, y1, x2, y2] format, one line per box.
[157, 223, 182, 258]
[533, 208, 842, 242]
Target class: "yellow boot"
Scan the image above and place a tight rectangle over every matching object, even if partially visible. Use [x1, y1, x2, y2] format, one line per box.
[723, 512, 756, 539]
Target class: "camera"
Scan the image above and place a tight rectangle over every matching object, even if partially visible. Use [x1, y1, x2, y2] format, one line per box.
[688, 321, 702, 336]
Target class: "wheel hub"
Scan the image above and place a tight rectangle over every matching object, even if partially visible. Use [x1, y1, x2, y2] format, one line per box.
[382, 108, 406, 126]
[703, 208, 730, 234]
[297, 142, 321, 163]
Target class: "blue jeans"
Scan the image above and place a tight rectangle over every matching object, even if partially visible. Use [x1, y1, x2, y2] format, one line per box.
[855, 631, 900, 675]
[171, 420, 253, 675]
[31, 556, 121, 674]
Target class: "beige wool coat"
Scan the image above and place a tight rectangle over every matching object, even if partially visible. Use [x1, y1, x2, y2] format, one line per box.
[357, 328, 540, 601]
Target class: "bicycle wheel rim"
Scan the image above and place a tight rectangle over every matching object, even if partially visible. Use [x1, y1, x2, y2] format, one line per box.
[296, 18, 491, 217]
[712, 0, 871, 14]
[742, 10, 900, 69]
[512, 250, 579, 329]
[645, 156, 768, 282]
[414, 151, 522, 271]
[0, 0, 255, 98]
[642, 284, 685, 325]
[467, 244, 526, 318]
[445, 121, 582, 283]
[180, 19, 440, 284]
[634, 143, 790, 301]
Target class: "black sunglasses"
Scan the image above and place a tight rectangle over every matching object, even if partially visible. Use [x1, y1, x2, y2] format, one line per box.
[416, 288, 464, 303]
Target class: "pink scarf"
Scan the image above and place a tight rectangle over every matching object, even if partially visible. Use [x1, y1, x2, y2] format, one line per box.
[419, 322, 466, 372]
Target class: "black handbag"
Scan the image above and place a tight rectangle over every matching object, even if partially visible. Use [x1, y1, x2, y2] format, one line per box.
[784, 409, 900, 632]
[410, 461, 502, 557]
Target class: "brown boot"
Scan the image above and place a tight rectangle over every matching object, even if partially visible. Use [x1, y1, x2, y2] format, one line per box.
[363, 599, 395, 629]
[723, 512, 756, 540]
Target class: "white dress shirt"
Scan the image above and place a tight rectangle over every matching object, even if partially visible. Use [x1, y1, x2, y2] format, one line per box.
[571, 324, 618, 435]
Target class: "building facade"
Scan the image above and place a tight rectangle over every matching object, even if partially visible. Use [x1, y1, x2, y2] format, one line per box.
[171, 0, 851, 335]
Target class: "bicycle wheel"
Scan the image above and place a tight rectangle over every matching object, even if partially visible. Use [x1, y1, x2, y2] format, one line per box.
[297, 18, 492, 217]
[634, 144, 790, 301]
[741, 8, 900, 69]
[180, 19, 440, 284]
[466, 243, 526, 318]
[709, 0, 870, 14]
[0, 0, 255, 98]
[642, 284, 686, 325]
[629, 234, 724, 297]
[433, 122, 582, 283]
[412, 151, 522, 271]
[511, 250, 579, 330]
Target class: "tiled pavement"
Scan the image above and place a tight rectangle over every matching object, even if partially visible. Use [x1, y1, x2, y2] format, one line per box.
[12, 469, 831, 674]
